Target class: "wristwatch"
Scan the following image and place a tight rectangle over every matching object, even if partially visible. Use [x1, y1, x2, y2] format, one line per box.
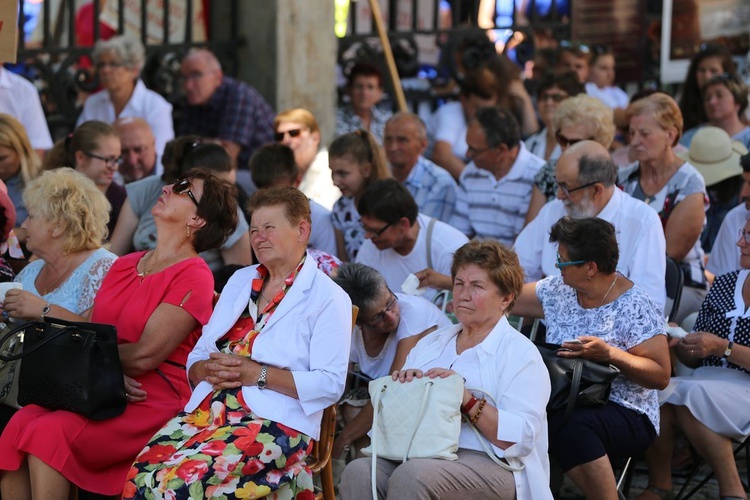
[724, 341, 734, 359]
[257, 364, 268, 389]
[40, 304, 51, 321]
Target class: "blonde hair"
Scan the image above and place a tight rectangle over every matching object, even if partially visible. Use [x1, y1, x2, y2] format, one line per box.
[328, 130, 391, 193]
[43, 121, 118, 171]
[626, 92, 683, 147]
[0, 113, 41, 185]
[23, 168, 111, 252]
[552, 94, 616, 148]
[274, 108, 320, 134]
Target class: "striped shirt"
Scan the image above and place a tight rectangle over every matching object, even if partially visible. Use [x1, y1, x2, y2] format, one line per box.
[402, 156, 458, 223]
[450, 143, 545, 246]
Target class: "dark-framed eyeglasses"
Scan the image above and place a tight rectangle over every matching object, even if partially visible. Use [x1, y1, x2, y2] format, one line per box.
[274, 128, 303, 142]
[360, 220, 392, 237]
[173, 178, 200, 207]
[555, 180, 599, 197]
[555, 252, 586, 269]
[539, 92, 568, 103]
[363, 291, 398, 326]
[556, 132, 595, 148]
[738, 228, 750, 245]
[83, 151, 122, 168]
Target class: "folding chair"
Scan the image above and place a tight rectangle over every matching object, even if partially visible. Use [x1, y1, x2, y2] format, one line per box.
[675, 436, 750, 500]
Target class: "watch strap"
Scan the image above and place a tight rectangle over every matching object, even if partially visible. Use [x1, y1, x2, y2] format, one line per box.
[724, 341, 734, 358]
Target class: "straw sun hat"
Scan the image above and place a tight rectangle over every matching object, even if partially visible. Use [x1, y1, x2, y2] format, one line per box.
[677, 126, 748, 186]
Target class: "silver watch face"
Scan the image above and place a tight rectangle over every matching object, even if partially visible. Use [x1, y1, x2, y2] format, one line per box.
[257, 379, 267, 388]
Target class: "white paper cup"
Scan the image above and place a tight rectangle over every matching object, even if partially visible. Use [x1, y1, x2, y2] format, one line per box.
[0, 282, 22, 302]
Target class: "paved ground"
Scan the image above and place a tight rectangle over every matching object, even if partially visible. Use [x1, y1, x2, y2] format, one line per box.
[557, 452, 748, 499]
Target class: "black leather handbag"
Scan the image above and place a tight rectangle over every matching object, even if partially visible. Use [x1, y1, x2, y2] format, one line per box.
[0, 317, 126, 420]
[536, 343, 621, 420]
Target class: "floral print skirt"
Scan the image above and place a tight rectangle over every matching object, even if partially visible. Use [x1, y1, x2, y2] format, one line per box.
[123, 387, 314, 500]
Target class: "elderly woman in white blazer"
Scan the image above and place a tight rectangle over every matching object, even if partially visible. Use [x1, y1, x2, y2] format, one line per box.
[124, 186, 352, 500]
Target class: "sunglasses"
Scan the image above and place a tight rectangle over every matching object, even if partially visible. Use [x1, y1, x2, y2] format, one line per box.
[555, 252, 586, 269]
[556, 132, 595, 148]
[274, 128, 303, 142]
[173, 178, 200, 207]
[560, 40, 590, 54]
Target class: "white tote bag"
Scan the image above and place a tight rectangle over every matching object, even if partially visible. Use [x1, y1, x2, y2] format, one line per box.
[362, 373, 464, 463]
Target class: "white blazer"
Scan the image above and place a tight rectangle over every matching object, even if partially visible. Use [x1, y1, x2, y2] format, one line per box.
[186, 253, 352, 439]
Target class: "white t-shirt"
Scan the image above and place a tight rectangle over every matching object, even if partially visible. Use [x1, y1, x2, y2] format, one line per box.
[707, 203, 748, 277]
[350, 293, 452, 379]
[585, 82, 629, 110]
[355, 213, 469, 302]
[427, 101, 468, 161]
[0, 68, 53, 150]
[514, 188, 667, 313]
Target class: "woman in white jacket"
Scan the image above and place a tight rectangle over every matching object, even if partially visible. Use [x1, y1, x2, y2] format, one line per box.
[124, 186, 352, 499]
[340, 240, 552, 500]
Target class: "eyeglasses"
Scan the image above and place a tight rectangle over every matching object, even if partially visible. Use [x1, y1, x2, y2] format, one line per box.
[274, 129, 303, 142]
[556, 132, 595, 148]
[83, 151, 122, 168]
[738, 228, 750, 245]
[172, 178, 200, 207]
[364, 291, 398, 326]
[178, 71, 208, 82]
[539, 92, 568, 103]
[360, 220, 392, 237]
[555, 252, 586, 269]
[466, 144, 494, 157]
[556, 180, 599, 197]
[95, 61, 126, 70]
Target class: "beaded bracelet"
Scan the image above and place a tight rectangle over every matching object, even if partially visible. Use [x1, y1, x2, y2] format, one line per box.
[461, 396, 479, 415]
[469, 398, 487, 424]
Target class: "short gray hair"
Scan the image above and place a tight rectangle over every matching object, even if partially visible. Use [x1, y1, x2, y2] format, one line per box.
[332, 263, 388, 317]
[387, 112, 427, 141]
[93, 35, 146, 73]
[577, 154, 618, 187]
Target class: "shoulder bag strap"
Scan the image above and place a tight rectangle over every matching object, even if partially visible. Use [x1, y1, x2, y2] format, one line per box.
[465, 387, 525, 472]
[564, 360, 583, 421]
[425, 217, 437, 270]
[370, 382, 384, 500]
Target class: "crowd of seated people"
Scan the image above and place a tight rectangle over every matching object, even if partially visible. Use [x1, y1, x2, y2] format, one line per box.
[0, 31, 748, 500]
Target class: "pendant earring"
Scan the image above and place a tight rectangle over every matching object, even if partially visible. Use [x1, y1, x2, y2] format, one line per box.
[587, 275, 591, 282]
[186, 224, 191, 238]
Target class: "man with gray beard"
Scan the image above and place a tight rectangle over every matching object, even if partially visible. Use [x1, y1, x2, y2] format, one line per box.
[514, 141, 667, 313]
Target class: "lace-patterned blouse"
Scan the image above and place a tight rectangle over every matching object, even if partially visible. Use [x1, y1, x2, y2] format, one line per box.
[536, 274, 666, 430]
[15, 248, 117, 315]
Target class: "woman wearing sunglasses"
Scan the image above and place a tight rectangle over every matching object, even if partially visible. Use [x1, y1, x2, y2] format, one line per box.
[43, 120, 125, 238]
[513, 216, 670, 500]
[524, 94, 616, 224]
[0, 168, 239, 498]
[274, 108, 341, 210]
[524, 71, 584, 162]
[109, 138, 251, 274]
